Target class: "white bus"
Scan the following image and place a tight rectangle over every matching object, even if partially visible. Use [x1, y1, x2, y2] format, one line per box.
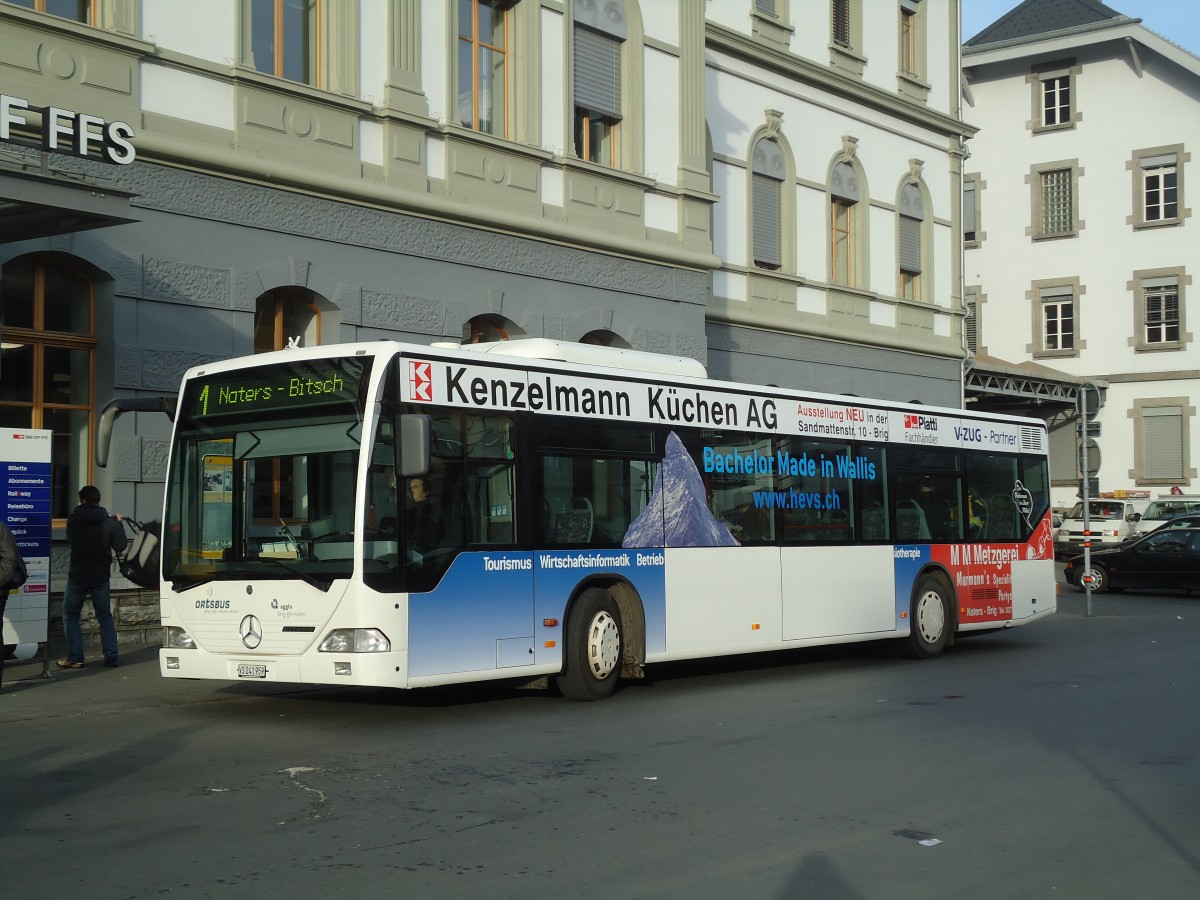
[148, 339, 1055, 700]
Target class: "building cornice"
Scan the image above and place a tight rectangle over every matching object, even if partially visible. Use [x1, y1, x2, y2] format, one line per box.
[706, 22, 976, 140]
[130, 130, 721, 273]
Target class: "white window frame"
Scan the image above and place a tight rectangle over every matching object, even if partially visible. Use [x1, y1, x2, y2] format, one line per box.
[1130, 267, 1190, 353]
[1029, 278, 1084, 360]
[1029, 62, 1079, 134]
[1129, 145, 1188, 230]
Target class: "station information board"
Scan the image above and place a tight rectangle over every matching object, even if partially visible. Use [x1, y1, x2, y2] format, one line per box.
[1, 428, 52, 649]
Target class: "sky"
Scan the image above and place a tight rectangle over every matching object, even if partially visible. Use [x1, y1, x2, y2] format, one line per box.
[962, 0, 1200, 56]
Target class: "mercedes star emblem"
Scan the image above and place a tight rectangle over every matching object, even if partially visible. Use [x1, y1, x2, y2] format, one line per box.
[239, 614, 263, 650]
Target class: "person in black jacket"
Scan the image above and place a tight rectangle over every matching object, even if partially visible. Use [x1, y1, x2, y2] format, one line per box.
[58, 485, 127, 669]
[0, 521, 23, 692]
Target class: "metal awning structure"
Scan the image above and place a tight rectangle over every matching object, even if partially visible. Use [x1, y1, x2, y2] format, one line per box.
[0, 165, 137, 244]
[964, 352, 1101, 414]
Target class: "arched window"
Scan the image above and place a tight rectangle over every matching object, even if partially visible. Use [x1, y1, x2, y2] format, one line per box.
[751, 138, 785, 271]
[0, 254, 96, 520]
[464, 314, 525, 344]
[573, 0, 627, 166]
[250, 288, 323, 522]
[580, 329, 631, 348]
[830, 161, 861, 286]
[254, 288, 321, 353]
[898, 182, 925, 300]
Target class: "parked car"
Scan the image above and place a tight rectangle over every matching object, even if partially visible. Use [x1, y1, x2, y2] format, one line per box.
[1062, 526, 1200, 593]
[1054, 498, 1148, 559]
[1125, 497, 1200, 541]
[1124, 511, 1200, 542]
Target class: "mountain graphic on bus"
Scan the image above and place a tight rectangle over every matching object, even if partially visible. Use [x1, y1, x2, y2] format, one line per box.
[623, 431, 739, 549]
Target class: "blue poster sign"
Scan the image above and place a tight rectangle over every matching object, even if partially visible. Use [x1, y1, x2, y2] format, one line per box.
[1, 428, 53, 647]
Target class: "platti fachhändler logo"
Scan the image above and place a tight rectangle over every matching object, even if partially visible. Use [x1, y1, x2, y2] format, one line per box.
[903, 413, 939, 445]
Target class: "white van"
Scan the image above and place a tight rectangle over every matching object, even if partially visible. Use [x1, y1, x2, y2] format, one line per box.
[1054, 498, 1149, 559]
[1126, 495, 1200, 541]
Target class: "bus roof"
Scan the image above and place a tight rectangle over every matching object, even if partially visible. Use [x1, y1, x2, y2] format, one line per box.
[181, 338, 1047, 431]
[444, 338, 709, 379]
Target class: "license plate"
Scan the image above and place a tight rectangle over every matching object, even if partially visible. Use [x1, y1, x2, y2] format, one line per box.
[237, 664, 268, 679]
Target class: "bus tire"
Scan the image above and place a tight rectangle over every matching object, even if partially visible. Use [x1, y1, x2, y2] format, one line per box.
[556, 587, 623, 701]
[899, 573, 952, 659]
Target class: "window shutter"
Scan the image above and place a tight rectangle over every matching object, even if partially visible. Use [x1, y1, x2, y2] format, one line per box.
[832, 0, 850, 47]
[753, 174, 782, 268]
[964, 293, 977, 353]
[899, 216, 921, 274]
[831, 162, 859, 202]
[1142, 153, 1177, 169]
[574, 26, 622, 120]
[899, 185, 923, 274]
[963, 182, 977, 238]
[1039, 286, 1072, 303]
[1143, 406, 1184, 480]
[1049, 420, 1077, 480]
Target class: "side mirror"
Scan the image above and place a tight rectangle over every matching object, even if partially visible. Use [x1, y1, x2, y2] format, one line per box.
[95, 396, 176, 467]
[399, 414, 431, 478]
[1128, 512, 1141, 522]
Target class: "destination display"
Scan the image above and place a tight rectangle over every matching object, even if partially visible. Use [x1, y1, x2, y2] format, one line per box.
[403, 357, 1037, 452]
[187, 358, 369, 423]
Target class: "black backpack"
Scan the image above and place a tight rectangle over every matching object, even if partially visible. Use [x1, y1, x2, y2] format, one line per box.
[119, 518, 161, 589]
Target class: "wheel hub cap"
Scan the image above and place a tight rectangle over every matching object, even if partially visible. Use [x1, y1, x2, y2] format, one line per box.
[917, 590, 945, 643]
[587, 611, 620, 680]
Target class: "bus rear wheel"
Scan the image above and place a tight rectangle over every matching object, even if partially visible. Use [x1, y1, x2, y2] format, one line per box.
[556, 587, 623, 701]
[899, 574, 952, 659]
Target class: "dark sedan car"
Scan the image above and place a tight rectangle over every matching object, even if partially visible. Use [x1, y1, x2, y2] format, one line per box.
[1141, 513, 1200, 536]
[1063, 526, 1200, 593]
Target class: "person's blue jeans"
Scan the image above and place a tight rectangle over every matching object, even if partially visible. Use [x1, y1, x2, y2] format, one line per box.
[62, 577, 118, 664]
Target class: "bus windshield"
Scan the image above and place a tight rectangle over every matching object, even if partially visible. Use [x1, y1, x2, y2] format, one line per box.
[163, 355, 373, 590]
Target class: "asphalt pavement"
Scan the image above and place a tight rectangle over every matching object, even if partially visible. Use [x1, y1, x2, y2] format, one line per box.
[0, 642, 313, 723]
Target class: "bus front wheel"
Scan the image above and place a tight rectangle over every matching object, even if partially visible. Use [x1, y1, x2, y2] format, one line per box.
[899, 574, 952, 659]
[556, 587, 623, 701]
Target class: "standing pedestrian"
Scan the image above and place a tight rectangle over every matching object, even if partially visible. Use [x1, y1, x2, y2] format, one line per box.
[0, 520, 24, 692]
[58, 485, 127, 669]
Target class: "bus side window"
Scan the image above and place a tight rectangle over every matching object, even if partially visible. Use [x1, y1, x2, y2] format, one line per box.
[773, 437, 855, 544]
[966, 453, 1020, 541]
[463, 415, 515, 546]
[854, 445, 889, 541]
[1019, 454, 1051, 539]
[538, 421, 658, 548]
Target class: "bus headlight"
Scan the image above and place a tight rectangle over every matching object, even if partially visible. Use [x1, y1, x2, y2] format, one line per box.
[163, 626, 196, 649]
[318, 628, 390, 653]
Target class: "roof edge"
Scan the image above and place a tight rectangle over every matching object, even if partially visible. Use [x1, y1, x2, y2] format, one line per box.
[964, 15, 1140, 55]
